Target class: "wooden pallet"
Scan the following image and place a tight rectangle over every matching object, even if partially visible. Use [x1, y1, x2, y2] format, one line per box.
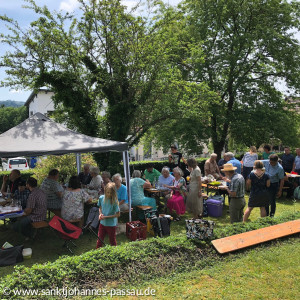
[212, 219, 300, 254]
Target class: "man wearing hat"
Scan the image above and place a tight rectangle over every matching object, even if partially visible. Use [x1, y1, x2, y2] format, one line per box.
[220, 163, 246, 223]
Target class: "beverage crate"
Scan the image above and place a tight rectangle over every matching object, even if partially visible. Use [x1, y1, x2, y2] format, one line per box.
[126, 221, 147, 241]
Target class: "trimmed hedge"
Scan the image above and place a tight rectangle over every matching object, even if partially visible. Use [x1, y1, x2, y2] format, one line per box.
[0, 212, 299, 298]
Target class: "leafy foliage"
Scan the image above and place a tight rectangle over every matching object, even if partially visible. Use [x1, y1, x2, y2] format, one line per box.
[0, 106, 28, 134]
[33, 154, 96, 185]
[150, 0, 300, 155]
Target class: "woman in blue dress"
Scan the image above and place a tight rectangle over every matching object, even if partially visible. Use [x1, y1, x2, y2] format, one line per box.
[243, 160, 270, 222]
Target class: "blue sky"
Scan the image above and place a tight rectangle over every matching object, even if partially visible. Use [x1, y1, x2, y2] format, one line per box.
[0, 0, 181, 102]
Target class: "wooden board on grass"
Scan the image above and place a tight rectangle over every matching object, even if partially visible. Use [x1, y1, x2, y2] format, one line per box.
[212, 219, 300, 254]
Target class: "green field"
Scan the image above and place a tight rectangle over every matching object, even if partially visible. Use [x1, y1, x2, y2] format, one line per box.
[116, 237, 300, 300]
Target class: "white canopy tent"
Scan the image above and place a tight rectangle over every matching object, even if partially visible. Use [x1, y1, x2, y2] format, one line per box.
[0, 113, 132, 220]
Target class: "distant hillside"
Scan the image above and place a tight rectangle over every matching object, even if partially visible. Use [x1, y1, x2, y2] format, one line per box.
[0, 100, 25, 107]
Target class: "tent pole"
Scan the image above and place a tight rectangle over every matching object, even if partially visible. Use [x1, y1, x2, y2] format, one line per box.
[123, 150, 131, 222]
[76, 153, 81, 175]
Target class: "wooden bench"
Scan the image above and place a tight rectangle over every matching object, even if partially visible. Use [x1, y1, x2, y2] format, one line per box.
[32, 221, 49, 229]
[69, 218, 84, 228]
[212, 219, 300, 254]
[31, 221, 49, 239]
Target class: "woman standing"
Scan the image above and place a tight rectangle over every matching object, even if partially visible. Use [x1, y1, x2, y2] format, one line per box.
[165, 167, 186, 221]
[186, 158, 203, 218]
[243, 160, 270, 222]
[242, 146, 258, 180]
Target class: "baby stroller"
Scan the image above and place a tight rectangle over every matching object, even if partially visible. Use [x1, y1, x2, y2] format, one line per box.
[49, 216, 104, 254]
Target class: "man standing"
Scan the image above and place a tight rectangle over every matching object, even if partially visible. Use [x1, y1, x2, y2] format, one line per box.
[40, 169, 63, 212]
[224, 152, 242, 174]
[262, 154, 285, 217]
[262, 144, 274, 159]
[13, 177, 47, 239]
[281, 147, 294, 173]
[291, 148, 300, 175]
[168, 144, 187, 169]
[1, 169, 22, 196]
[221, 163, 246, 223]
[143, 163, 161, 185]
[78, 164, 92, 187]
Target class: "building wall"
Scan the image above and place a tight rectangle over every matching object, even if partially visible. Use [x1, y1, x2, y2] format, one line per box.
[28, 91, 55, 117]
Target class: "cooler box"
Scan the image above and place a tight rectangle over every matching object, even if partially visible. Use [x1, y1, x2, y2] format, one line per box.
[126, 221, 147, 241]
[206, 199, 223, 217]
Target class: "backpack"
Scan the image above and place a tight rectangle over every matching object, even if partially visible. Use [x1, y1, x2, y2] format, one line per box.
[294, 186, 300, 200]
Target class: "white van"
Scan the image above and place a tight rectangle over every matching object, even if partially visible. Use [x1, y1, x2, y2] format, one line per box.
[2, 157, 29, 171]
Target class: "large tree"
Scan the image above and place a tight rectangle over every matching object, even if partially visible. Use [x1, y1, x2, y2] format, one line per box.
[0, 0, 209, 169]
[0, 106, 28, 134]
[170, 0, 300, 155]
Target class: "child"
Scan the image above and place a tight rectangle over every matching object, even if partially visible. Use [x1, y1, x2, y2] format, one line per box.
[14, 180, 30, 209]
[96, 182, 120, 248]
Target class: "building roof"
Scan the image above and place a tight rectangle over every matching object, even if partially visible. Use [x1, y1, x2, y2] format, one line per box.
[24, 88, 53, 107]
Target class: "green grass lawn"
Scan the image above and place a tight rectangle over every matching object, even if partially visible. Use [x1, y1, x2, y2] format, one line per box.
[116, 237, 300, 300]
[0, 193, 299, 278]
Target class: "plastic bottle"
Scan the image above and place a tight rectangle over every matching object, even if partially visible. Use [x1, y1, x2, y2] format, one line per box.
[6, 186, 11, 201]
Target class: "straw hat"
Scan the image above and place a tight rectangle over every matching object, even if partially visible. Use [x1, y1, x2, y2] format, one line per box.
[221, 163, 237, 172]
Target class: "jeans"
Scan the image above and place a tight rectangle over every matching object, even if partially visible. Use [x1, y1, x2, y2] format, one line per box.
[13, 216, 32, 237]
[266, 182, 279, 217]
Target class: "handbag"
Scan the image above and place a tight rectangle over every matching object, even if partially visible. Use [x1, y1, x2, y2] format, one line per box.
[0, 245, 24, 267]
[185, 219, 215, 240]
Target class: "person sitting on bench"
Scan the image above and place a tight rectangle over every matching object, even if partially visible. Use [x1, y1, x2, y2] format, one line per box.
[13, 177, 47, 239]
[112, 173, 129, 212]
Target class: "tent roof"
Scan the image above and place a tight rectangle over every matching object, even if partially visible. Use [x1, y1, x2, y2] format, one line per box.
[0, 113, 128, 158]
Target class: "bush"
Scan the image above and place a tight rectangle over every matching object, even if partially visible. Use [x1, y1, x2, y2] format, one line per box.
[33, 154, 97, 185]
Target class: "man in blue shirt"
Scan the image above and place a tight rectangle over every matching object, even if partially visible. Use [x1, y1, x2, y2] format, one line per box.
[225, 152, 242, 174]
[262, 154, 285, 217]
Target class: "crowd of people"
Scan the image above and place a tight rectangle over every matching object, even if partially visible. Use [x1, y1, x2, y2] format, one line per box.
[0, 144, 299, 247]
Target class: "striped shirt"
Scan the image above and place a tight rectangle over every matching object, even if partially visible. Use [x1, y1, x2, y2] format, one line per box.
[26, 188, 47, 222]
[229, 173, 245, 198]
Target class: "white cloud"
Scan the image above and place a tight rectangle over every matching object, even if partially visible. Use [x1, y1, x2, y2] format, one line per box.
[9, 89, 23, 94]
[121, 1, 139, 11]
[59, 0, 80, 13]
